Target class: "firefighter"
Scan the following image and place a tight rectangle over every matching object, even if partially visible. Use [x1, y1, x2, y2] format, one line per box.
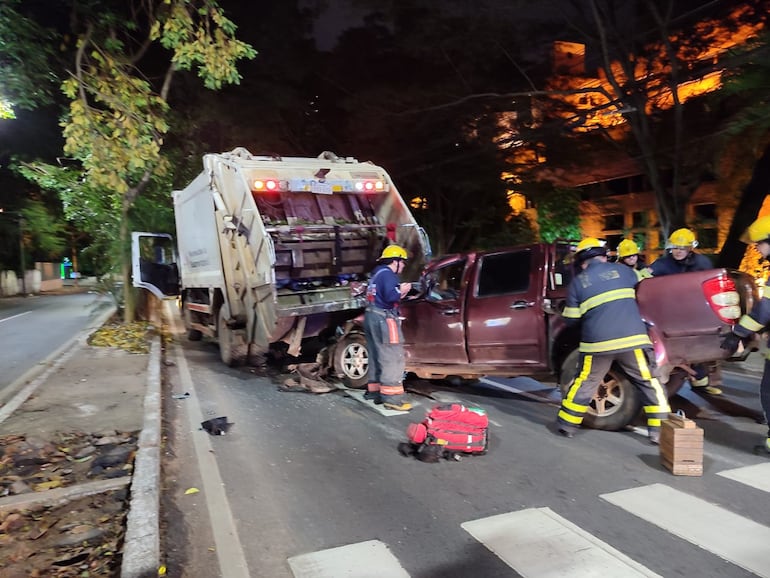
[721, 215, 770, 455]
[557, 238, 670, 443]
[646, 228, 721, 394]
[363, 244, 413, 411]
[616, 239, 651, 281]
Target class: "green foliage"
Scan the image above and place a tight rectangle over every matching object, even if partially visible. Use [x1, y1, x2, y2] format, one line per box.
[534, 188, 582, 242]
[0, 0, 58, 115]
[21, 200, 67, 259]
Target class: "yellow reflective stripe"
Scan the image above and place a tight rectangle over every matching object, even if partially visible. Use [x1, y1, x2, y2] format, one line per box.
[558, 409, 583, 424]
[579, 288, 636, 315]
[563, 306, 581, 319]
[580, 334, 652, 353]
[647, 418, 662, 427]
[644, 405, 669, 413]
[565, 354, 592, 403]
[562, 398, 588, 412]
[739, 314, 764, 333]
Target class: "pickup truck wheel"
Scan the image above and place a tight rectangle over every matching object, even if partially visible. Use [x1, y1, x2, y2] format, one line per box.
[333, 333, 369, 389]
[559, 350, 642, 431]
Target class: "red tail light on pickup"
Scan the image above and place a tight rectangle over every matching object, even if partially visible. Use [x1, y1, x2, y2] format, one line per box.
[702, 275, 741, 324]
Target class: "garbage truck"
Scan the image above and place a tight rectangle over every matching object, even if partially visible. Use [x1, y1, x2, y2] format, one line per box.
[132, 148, 431, 378]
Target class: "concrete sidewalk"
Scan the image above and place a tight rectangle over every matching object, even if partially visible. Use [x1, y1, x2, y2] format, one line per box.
[0, 304, 162, 578]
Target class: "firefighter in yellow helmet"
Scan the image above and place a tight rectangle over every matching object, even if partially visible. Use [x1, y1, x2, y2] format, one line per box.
[615, 239, 651, 281]
[721, 215, 770, 454]
[647, 228, 720, 394]
[362, 244, 413, 411]
[557, 238, 670, 442]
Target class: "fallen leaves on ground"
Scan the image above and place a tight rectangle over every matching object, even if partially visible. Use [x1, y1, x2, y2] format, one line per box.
[87, 322, 153, 354]
[0, 432, 138, 577]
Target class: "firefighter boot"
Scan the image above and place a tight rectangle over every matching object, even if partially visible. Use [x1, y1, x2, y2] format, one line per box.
[692, 376, 722, 396]
[648, 427, 660, 445]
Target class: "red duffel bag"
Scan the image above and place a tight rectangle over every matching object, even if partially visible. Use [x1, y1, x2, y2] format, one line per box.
[405, 403, 488, 455]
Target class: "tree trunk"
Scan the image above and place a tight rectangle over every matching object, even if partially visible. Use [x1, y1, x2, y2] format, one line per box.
[121, 200, 135, 323]
[716, 142, 770, 269]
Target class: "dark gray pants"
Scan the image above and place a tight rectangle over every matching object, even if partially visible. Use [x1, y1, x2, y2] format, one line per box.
[558, 348, 670, 432]
[364, 308, 406, 404]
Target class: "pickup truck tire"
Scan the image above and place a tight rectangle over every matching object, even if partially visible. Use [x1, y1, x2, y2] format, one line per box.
[558, 349, 642, 431]
[333, 333, 369, 389]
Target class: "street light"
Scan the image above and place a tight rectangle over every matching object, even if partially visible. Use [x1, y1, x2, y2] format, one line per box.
[0, 208, 26, 294]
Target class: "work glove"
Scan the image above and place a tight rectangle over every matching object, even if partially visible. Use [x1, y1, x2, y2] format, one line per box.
[720, 332, 742, 355]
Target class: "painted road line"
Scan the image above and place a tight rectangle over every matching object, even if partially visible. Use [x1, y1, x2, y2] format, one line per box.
[718, 462, 770, 493]
[0, 311, 30, 324]
[461, 507, 661, 578]
[601, 483, 770, 578]
[288, 540, 410, 578]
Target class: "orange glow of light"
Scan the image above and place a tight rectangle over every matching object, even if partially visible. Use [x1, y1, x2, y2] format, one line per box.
[546, 6, 763, 132]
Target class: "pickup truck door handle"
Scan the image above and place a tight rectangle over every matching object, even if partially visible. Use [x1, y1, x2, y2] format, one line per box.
[510, 300, 535, 309]
[440, 308, 460, 315]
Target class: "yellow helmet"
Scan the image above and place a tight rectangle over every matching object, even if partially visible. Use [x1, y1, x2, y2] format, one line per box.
[575, 237, 605, 253]
[745, 216, 770, 243]
[617, 239, 640, 258]
[379, 244, 408, 260]
[667, 228, 697, 249]
[574, 237, 607, 263]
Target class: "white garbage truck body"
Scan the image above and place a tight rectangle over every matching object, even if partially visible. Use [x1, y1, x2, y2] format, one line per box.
[132, 148, 430, 377]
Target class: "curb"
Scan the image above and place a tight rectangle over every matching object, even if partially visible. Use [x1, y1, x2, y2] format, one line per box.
[121, 336, 162, 578]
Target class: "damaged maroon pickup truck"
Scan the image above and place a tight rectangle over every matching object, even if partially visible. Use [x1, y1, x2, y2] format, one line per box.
[332, 242, 759, 430]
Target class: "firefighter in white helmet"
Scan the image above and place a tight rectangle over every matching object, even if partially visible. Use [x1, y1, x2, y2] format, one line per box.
[363, 244, 413, 411]
[557, 238, 670, 443]
[721, 216, 770, 454]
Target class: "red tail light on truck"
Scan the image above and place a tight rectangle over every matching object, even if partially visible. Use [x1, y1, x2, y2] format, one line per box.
[702, 275, 742, 323]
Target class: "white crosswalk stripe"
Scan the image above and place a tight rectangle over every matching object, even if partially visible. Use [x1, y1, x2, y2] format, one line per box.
[601, 482, 770, 578]
[717, 462, 770, 493]
[290, 465, 770, 577]
[288, 540, 410, 578]
[462, 507, 661, 577]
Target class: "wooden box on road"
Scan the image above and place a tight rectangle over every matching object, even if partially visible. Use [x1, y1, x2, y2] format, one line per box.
[660, 412, 703, 476]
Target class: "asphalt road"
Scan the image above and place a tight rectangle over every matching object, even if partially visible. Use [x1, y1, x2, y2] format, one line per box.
[0, 292, 115, 395]
[163, 332, 770, 578]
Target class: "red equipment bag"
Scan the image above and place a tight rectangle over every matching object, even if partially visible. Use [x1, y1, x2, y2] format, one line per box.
[406, 403, 489, 454]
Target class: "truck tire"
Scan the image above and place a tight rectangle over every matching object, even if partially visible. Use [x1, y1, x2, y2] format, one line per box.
[183, 302, 202, 341]
[333, 333, 369, 389]
[217, 307, 238, 367]
[558, 349, 642, 431]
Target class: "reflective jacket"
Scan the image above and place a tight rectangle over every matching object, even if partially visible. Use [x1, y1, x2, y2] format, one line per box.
[563, 259, 652, 354]
[648, 251, 712, 276]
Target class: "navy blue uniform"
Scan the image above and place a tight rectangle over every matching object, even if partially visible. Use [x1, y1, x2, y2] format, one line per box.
[559, 259, 670, 434]
[648, 251, 712, 276]
[364, 265, 408, 407]
[733, 297, 770, 436]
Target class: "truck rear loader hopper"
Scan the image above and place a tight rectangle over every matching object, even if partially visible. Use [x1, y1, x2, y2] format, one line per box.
[132, 148, 430, 374]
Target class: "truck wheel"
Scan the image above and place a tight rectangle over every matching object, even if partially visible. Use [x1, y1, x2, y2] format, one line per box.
[558, 349, 642, 431]
[217, 307, 238, 367]
[183, 302, 202, 341]
[333, 333, 369, 389]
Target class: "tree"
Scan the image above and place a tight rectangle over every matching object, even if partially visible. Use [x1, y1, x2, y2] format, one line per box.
[6, 1, 255, 321]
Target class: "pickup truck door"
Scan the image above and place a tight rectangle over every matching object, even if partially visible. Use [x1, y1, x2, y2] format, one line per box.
[401, 258, 469, 364]
[131, 232, 180, 299]
[465, 247, 547, 368]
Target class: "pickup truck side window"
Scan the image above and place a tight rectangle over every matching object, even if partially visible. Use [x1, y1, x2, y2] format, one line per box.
[427, 261, 466, 301]
[477, 250, 531, 297]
